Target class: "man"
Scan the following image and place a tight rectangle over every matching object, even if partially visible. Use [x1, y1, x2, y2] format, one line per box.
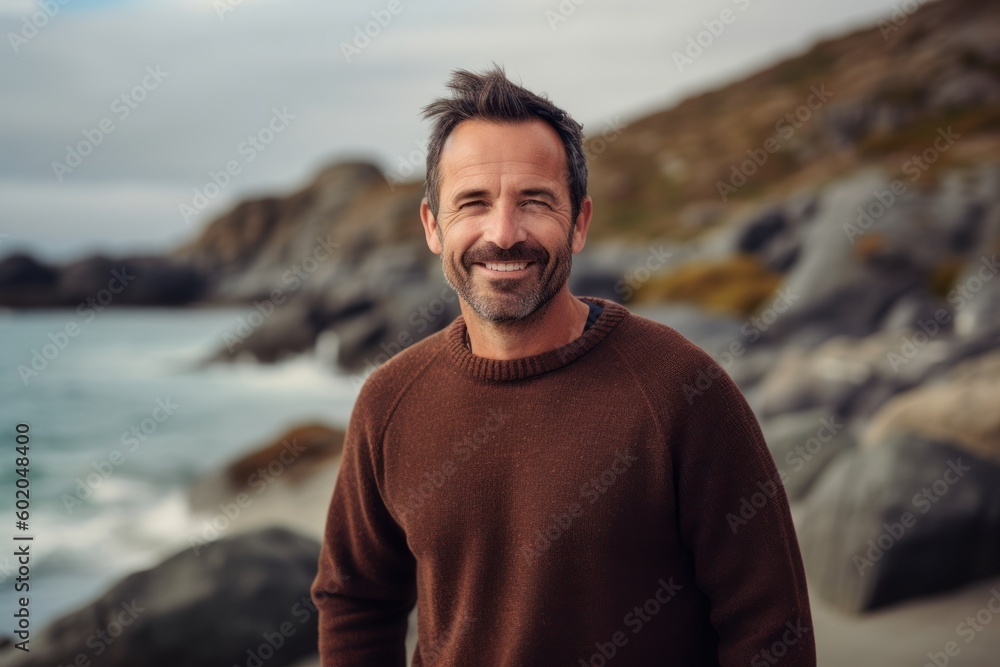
[311, 64, 815, 666]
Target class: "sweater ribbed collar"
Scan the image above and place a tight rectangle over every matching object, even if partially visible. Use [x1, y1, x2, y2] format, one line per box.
[444, 296, 629, 382]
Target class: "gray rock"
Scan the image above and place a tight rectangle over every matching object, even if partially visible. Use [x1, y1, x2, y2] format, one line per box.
[0, 253, 57, 288]
[333, 309, 391, 373]
[0, 254, 206, 308]
[0, 528, 320, 667]
[212, 297, 319, 364]
[760, 408, 855, 501]
[332, 282, 460, 373]
[757, 167, 1000, 345]
[953, 252, 1000, 340]
[735, 208, 787, 254]
[795, 433, 1000, 613]
[0, 253, 61, 307]
[862, 349, 1000, 468]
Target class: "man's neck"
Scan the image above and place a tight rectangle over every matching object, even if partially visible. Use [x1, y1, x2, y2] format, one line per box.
[461, 291, 591, 361]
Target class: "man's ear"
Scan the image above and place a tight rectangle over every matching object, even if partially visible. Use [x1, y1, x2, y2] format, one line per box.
[420, 197, 442, 254]
[571, 195, 593, 254]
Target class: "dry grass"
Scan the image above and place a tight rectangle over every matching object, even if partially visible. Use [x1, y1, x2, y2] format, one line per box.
[629, 254, 784, 316]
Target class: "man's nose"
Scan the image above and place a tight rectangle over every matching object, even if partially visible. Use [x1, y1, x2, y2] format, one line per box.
[481, 200, 527, 250]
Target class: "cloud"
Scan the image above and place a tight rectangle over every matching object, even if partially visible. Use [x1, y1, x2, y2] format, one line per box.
[2, 0, 909, 261]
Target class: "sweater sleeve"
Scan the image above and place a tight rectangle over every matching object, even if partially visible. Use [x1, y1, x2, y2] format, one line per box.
[671, 353, 816, 667]
[310, 393, 417, 667]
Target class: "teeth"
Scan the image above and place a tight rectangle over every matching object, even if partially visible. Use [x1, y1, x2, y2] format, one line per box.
[484, 261, 529, 272]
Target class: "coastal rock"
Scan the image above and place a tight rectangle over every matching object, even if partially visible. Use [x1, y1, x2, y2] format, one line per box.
[952, 252, 1000, 339]
[795, 433, 1000, 613]
[188, 424, 345, 541]
[755, 335, 888, 418]
[212, 297, 321, 364]
[0, 253, 60, 307]
[754, 323, 1000, 422]
[0, 528, 321, 667]
[863, 350, 1000, 467]
[0, 253, 57, 288]
[223, 423, 345, 488]
[759, 408, 855, 501]
[0, 254, 206, 308]
[331, 281, 460, 374]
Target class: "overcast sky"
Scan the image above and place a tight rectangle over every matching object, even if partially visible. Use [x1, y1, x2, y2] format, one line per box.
[1, 0, 910, 261]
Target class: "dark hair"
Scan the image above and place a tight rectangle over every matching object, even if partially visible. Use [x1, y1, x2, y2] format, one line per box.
[421, 63, 588, 225]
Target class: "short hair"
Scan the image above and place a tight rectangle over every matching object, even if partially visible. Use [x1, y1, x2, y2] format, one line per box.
[421, 63, 588, 225]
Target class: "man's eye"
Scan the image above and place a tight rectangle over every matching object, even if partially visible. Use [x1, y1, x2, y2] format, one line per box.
[522, 199, 549, 208]
[460, 201, 487, 209]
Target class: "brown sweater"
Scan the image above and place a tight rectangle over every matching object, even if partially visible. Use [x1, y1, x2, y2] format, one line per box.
[311, 295, 815, 666]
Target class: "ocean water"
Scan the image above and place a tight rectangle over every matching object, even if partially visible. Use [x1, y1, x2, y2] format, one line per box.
[0, 308, 357, 627]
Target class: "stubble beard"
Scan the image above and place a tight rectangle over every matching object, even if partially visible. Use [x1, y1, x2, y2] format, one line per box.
[439, 228, 574, 323]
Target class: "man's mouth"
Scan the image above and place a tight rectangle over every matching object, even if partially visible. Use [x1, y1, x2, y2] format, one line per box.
[473, 261, 535, 273]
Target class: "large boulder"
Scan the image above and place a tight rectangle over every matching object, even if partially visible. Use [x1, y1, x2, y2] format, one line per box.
[188, 425, 345, 541]
[863, 350, 1000, 467]
[756, 168, 1000, 345]
[0, 528, 321, 667]
[795, 433, 1000, 613]
[755, 327, 1000, 422]
[759, 408, 855, 501]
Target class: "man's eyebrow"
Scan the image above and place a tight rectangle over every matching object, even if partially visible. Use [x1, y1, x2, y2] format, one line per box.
[519, 187, 559, 201]
[449, 186, 560, 204]
[451, 188, 492, 204]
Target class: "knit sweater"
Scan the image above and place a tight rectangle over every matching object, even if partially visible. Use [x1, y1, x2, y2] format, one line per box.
[311, 295, 815, 666]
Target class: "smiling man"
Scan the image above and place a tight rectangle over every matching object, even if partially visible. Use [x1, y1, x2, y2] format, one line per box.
[311, 65, 815, 666]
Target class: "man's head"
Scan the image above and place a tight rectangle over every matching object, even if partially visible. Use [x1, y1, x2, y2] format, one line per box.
[419, 64, 592, 323]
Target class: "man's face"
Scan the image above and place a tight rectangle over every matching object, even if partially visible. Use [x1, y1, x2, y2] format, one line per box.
[420, 118, 591, 322]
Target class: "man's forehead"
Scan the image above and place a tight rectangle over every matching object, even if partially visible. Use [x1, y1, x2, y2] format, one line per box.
[439, 118, 566, 186]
